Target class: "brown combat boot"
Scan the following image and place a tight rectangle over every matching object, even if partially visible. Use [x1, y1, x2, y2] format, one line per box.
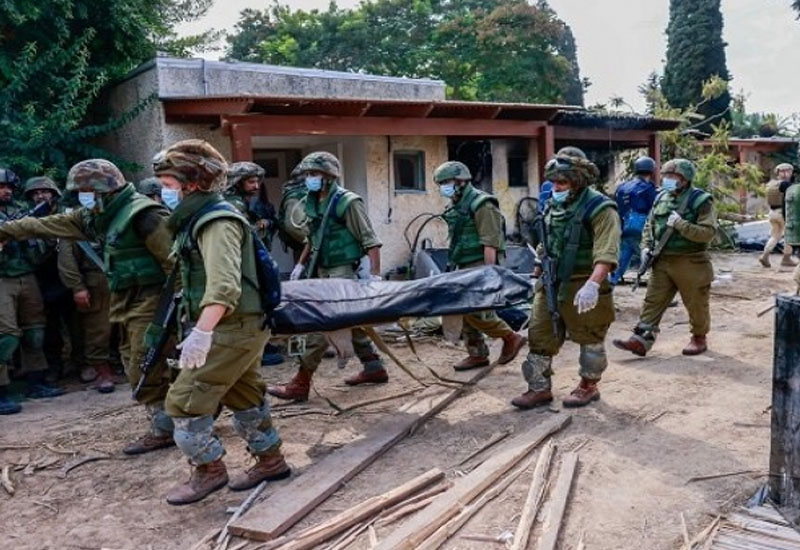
[166, 459, 229, 505]
[497, 333, 526, 365]
[345, 368, 389, 386]
[759, 254, 771, 268]
[612, 336, 648, 357]
[453, 355, 490, 371]
[228, 450, 291, 491]
[94, 363, 115, 394]
[682, 335, 707, 356]
[267, 368, 312, 401]
[122, 433, 176, 456]
[782, 255, 797, 267]
[511, 390, 554, 410]
[562, 378, 600, 408]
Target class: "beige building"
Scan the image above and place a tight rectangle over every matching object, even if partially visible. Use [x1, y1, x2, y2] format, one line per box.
[101, 57, 675, 273]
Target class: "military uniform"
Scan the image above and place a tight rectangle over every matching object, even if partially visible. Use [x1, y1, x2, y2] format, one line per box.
[614, 159, 716, 357]
[268, 152, 387, 402]
[226, 162, 277, 247]
[137, 177, 163, 203]
[154, 139, 289, 506]
[277, 167, 309, 257]
[435, 161, 525, 370]
[760, 163, 796, 268]
[0, 162, 175, 450]
[512, 148, 619, 410]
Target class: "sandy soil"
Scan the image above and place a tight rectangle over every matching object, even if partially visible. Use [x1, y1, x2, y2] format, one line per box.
[0, 251, 792, 550]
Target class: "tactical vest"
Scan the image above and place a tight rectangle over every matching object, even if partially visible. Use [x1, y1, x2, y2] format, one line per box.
[225, 192, 248, 215]
[785, 184, 800, 245]
[94, 184, 168, 292]
[650, 187, 712, 254]
[305, 184, 364, 269]
[174, 194, 262, 321]
[442, 184, 505, 267]
[766, 180, 784, 209]
[0, 201, 51, 278]
[278, 184, 309, 248]
[545, 187, 615, 280]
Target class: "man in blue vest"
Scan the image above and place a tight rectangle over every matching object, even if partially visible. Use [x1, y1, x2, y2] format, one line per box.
[609, 156, 658, 285]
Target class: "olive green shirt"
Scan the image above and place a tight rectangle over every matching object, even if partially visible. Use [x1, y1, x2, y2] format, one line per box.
[195, 218, 244, 313]
[57, 241, 106, 293]
[473, 202, 505, 250]
[342, 198, 382, 250]
[641, 200, 716, 252]
[535, 206, 620, 275]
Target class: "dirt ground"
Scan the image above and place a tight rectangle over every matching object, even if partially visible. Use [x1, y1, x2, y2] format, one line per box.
[0, 251, 793, 550]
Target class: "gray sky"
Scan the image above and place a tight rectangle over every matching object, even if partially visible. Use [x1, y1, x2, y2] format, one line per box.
[177, 0, 800, 116]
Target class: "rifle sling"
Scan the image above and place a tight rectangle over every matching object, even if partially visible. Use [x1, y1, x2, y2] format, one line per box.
[650, 188, 698, 259]
[76, 241, 105, 272]
[306, 189, 344, 278]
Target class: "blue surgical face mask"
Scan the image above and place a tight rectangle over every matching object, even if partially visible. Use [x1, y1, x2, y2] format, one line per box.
[78, 192, 96, 210]
[305, 176, 323, 192]
[661, 178, 679, 192]
[161, 187, 181, 210]
[439, 183, 456, 198]
[551, 190, 570, 204]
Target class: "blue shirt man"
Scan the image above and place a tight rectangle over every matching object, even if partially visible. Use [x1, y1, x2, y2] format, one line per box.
[538, 180, 553, 214]
[609, 157, 658, 285]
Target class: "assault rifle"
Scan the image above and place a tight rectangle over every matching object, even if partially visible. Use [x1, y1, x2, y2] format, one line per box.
[533, 210, 561, 338]
[0, 201, 52, 251]
[133, 269, 180, 400]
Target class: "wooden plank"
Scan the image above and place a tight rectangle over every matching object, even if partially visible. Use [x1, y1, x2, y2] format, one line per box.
[231, 364, 497, 541]
[510, 440, 556, 550]
[537, 452, 579, 550]
[252, 469, 443, 550]
[375, 415, 572, 550]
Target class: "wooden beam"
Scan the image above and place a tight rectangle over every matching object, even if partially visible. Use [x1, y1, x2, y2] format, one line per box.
[538, 452, 579, 550]
[374, 415, 572, 550]
[538, 125, 555, 182]
[230, 123, 253, 162]
[553, 126, 654, 143]
[510, 439, 556, 550]
[231, 364, 500, 541]
[221, 115, 545, 137]
[649, 133, 662, 182]
[164, 98, 253, 118]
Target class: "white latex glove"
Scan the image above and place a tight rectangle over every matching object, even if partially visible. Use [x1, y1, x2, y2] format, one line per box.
[369, 274, 382, 281]
[641, 247, 651, 259]
[666, 211, 682, 227]
[177, 328, 213, 370]
[573, 280, 600, 315]
[290, 263, 304, 281]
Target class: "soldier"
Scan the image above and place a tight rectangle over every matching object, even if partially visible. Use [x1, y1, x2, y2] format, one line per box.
[609, 156, 658, 285]
[226, 161, 277, 246]
[511, 148, 620, 410]
[267, 152, 387, 402]
[0, 170, 65, 415]
[759, 163, 796, 268]
[277, 164, 309, 259]
[58, 236, 113, 393]
[433, 161, 526, 370]
[0, 160, 176, 452]
[613, 159, 716, 357]
[137, 177, 164, 204]
[153, 139, 289, 505]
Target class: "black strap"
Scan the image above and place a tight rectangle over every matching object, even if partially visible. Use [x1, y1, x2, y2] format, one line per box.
[558, 194, 608, 284]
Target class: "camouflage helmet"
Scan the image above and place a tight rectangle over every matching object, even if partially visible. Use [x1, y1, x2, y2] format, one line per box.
[66, 159, 126, 193]
[137, 176, 163, 197]
[0, 168, 20, 188]
[433, 161, 472, 183]
[227, 161, 265, 189]
[297, 151, 341, 179]
[154, 139, 228, 192]
[775, 163, 794, 175]
[24, 176, 62, 198]
[662, 158, 695, 182]
[544, 147, 600, 188]
[288, 163, 303, 183]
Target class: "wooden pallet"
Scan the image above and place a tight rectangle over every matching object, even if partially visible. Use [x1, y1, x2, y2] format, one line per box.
[709, 504, 800, 550]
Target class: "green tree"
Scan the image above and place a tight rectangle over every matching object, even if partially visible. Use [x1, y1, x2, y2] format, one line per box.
[225, 0, 587, 104]
[662, 0, 731, 129]
[0, 1, 217, 179]
[794, 0, 800, 17]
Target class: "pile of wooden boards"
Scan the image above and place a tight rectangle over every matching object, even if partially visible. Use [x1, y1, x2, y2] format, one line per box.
[700, 504, 800, 550]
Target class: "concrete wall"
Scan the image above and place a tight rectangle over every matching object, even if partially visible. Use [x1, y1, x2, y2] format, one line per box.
[490, 139, 540, 232]
[365, 136, 449, 273]
[154, 58, 446, 101]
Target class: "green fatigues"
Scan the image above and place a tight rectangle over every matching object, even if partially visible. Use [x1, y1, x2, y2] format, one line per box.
[0, 201, 50, 385]
[633, 188, 716, 346]
[164, 193, 280, 465]
[278, 183, 308, 255]
[523, 189, 619, 392]
[58, 241, 111, 367]
[298, 187, 383, 374]
[226, 190, 275, 245]
[444, 187, 515, 358]
[0, 187, 174, 433]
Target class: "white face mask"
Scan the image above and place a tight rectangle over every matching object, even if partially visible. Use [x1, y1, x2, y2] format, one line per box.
[78, 192, 96, 209]
[439, 183, 457, 198]
[305, 176, 323, 192]
[661, 178, 679, 193]
[161, 187, 181, 210]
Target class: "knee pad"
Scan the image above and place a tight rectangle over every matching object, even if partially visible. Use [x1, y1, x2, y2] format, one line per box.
[521, 353, 553, 381]
[172, 415, 223, 465]
[232, 403, 280, 454]
[579, 343, 607, 377]
[21, 328, 45, 351]
[0, 334, 21, 363]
